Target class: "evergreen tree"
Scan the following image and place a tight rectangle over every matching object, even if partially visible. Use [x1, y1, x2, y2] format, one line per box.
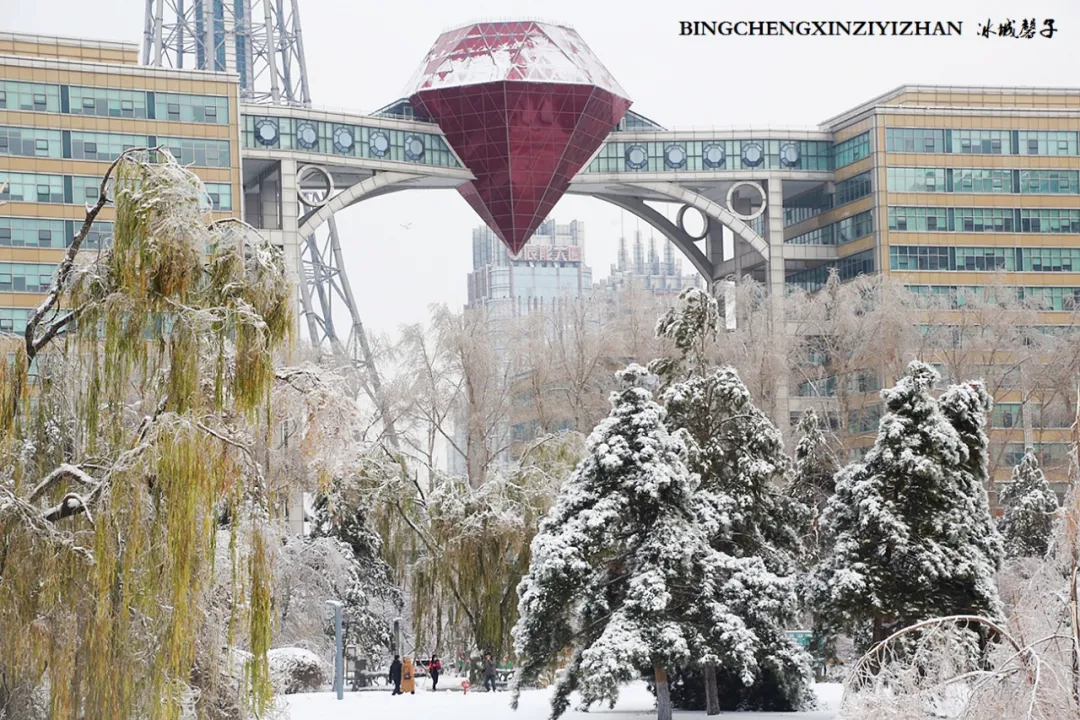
[811, 362, 1003, 649]
[998, 450, 1059, 558]
[512, 365, 800, 720]
[790, 409, 839, 566]
[650, 289, 812, 713]
[311, 495, 402, 657]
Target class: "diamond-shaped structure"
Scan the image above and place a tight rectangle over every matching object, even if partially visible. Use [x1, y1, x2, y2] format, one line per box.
[408, 21, 632, 254]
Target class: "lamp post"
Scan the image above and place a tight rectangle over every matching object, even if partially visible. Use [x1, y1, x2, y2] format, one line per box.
[326, 600, 343, 700]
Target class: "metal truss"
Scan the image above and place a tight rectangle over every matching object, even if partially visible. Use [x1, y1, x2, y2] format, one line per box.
[298, 215, 400, 447]
[143, 0, 312, 107]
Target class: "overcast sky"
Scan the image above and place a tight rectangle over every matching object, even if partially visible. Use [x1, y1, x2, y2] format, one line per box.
[8, 0, 1080, 339]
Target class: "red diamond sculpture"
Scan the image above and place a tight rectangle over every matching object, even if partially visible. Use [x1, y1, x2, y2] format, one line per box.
[408, 21, 632, 255]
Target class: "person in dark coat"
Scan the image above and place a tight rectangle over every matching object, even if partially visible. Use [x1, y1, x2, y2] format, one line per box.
[482, 653, 497, 692]
[429, 655, 443, 691]
[389, 655, 402, 695]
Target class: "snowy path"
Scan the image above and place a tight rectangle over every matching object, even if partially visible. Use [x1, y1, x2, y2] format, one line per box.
[282, 680, 843, 719]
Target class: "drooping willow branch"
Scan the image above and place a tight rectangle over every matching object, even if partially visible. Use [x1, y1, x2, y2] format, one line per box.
[23, 146, 160, 362]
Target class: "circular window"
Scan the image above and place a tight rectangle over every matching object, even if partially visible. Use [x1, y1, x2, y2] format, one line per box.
[255, 119, 279, 146]
[296, 122, 318, 150]
[404, 135, 425, 161]
[702, 143, 726, 169]
[664, 144, 687, 169]
[333, 127, 354, 153]
[741, 142, 764, 168]
[625, 144, 648, 170]
[779, 142, 800, 168]
[369, 131, 390, 157]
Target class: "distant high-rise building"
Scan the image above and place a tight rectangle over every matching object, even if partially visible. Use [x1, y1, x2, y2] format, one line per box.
[467, 218, 593, 317]
[601, 229, 703, 296]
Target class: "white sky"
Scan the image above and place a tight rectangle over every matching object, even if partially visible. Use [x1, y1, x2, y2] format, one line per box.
[7, 0, 1080, 338]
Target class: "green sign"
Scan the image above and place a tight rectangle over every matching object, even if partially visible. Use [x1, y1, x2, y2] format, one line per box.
[787, 630, 812, 649]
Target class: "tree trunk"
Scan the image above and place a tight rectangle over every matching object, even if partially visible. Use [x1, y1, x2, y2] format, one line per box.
[654, 665, 672, 720]
[704, 661, 720, 715]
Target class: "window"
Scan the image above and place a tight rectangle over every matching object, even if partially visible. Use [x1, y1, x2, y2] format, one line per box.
[951, 129, 1010, 154]
[834, 171, 872, 205]
[0, 126, 62, 158]
[68, 86, 147, 119]
[888, 206, 947, 232]
[786, 210, 873, 245]
[70, 132, 148, 162]
[0, 263, 57, 292]
[0, 218, 67, 248]
[202, 183, 233, 211]
[155, 93, 229, 124]
[833, 132, 869, 168]
[156, 136, 230, 168]
[1018, 131, 1078, 156]
[886, 128, 945, 153]
[0, 81, 60, 113]
[785, 250, 875, 292]
[1019, 170, 1079, 194]
[0, 173, 64, 203]
[1021, 209, 1080, 233]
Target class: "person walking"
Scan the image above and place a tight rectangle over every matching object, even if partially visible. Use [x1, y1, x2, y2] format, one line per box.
[389, 655, 402, 696]
[401, 656, 416, 695]
[482, 653, 497, 692]
[429, 654, 443, 691]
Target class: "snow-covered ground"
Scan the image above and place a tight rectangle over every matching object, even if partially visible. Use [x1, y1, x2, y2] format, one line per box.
[281, 680, 843, 719]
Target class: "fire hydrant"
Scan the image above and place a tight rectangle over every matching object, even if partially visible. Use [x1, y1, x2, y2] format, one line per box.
[461, 679, 471, 694]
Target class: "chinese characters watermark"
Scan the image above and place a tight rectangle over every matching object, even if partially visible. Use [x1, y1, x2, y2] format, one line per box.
[978, 18, 1057, 38]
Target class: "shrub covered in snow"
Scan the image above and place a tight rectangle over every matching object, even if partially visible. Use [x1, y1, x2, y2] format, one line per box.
[267, 648, 331, 695]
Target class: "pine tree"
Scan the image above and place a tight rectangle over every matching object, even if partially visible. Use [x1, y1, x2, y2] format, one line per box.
[512, 365, 800, 720]
[650, 288, 812, 713]
[790, 409, 839, 566]
[998, 450, 1059, 558]
[811, 361, 1003, 649]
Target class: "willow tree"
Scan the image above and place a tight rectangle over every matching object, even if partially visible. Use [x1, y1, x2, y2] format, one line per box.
[0, 150, 291, 719]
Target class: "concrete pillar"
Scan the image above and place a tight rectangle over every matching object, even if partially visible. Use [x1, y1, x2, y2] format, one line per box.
[765, 179, 790, 435]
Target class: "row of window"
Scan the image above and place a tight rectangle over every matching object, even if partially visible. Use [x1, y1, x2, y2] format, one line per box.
[585, 139, 833, 173]
[0, 263, 56, 293]
[785, 249, 875, 292]
[0, 80, 228, 124]
[0, 125, 231, 168]
[887, 167, 1080, 194]
[0, 172, 232, 211]
[0, 218, 113, 249]
[786, 210, 874, 245]
[888, 206, 1080, 234]
[1003, 442, 1073, 468]
[243, 115, 460, 168]
[992, 403, 1075, 429]
[834, 171, 873, 206]
[905, 285, 1080, 311]
[833, 132, 870, 169]
[891, 245, 1080, 272]
[795, 370, 881, 398]
[885, 128, 1078, 156]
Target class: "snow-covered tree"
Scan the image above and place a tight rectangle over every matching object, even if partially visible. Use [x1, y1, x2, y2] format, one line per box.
[789, 409, 838, 566]
[650, 289, 810, 714]
[811, 361, 1003, 649]
[512, 365, 807, 720]
[309, 496, 401, 657]
[0, 150, 291, 718]
[998, 450, 1059, 558]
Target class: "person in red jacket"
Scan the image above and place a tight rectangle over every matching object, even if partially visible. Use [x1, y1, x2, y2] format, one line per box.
[428, 655, 443, 691]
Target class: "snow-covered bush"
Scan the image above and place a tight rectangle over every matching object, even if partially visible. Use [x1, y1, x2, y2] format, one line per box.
[267, 648, 331, 695]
